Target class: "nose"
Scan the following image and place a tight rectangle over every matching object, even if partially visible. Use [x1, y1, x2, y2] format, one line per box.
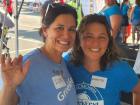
[63, 29, 72, 39]
[91, 38, 100, 46]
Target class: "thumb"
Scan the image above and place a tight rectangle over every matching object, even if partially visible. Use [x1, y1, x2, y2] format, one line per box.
[22, 60, 31, 77]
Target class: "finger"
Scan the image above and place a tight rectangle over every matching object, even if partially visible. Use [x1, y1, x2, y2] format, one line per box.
[12, 57, 18, 66]
[22, 60, 30, 77]
[17, 55, 23, 66]
[5, 56, 12, 67]
[1, 54, 6, 67]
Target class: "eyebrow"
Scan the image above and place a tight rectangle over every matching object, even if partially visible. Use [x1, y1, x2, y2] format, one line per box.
[56, 24, 64, 27]
[85, 32, 108, 36]
[56, 24, 76, 28]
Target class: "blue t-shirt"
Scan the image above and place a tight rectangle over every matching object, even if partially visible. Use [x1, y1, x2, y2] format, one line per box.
[131, 5, 140, 25]
[121, 3, 129, 16]
[64, 55, 139, 105]
[101, 5, 122, 26]
[16, 49, 77, 105]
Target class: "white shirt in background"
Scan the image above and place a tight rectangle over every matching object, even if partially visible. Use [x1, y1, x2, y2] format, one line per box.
[133, 46, 140, 74]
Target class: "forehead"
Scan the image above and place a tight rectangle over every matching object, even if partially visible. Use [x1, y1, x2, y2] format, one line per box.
[51, 14, 76, 26]
[85, 22, 107, 31]
[83, 23, 108, 35]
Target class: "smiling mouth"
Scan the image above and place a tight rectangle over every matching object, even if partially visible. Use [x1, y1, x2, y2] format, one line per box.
[90, 48, 99, 52]
[58, 40, 70, 46]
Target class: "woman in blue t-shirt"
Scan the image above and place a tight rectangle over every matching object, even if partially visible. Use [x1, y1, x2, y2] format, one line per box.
[120, 0, 130, 43]
[101, 0, 122, 43]
[0, 2, 78, 105]
[65, 14, 140, 105]
[130, 0, 140, 45]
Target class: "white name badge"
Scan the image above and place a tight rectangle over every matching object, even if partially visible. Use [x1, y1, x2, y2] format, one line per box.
[90, 75, 107, 89]
[52, 75, 66, 89]
[78, 100, 104, 105]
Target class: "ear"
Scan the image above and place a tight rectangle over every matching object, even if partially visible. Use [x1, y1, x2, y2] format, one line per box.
[42, 27, 48, 38]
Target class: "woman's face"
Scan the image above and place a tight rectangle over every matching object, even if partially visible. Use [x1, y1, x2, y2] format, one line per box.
[80, 22, 109, 62]
[43, 14, 76, 54]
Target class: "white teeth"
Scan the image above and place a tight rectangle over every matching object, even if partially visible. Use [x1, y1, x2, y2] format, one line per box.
[90, 48, 99, 52]
[59, 41, 69, 45]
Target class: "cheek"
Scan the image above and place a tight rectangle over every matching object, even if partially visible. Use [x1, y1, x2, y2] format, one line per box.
[80, 40, 88, 49]
[102, 41, 109, 50]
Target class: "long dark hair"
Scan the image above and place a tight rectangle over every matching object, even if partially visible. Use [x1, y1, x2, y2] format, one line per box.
[70, 14, 120, 70]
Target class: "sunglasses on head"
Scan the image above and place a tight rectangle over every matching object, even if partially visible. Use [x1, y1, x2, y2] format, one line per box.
[44, 3, 66, 18]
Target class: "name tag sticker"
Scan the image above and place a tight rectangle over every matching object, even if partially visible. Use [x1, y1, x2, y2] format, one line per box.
[78, 100, 104, 105]
[52, 75, 66, 89]
[90, 75, 107, 89]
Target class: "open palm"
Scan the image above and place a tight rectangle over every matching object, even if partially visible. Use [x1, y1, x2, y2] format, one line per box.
[0, 55, 30, 88]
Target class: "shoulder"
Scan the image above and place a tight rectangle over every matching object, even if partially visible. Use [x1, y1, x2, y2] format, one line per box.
[109, 60, 136, 75]
[106, 5, 122, 15]
[23, 48, 41, 63]
[111, 60, 131, 68]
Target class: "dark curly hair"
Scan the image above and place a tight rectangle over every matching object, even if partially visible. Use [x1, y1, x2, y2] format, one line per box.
[70, 14, 120, 70]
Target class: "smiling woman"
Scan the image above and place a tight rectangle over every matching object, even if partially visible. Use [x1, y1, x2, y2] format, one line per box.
[64, 14, 140, 105]
[0, 2, 78, 105]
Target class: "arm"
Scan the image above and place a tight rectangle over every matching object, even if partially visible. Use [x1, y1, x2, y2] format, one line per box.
[0, 55, 30, 105]
[129, 6, 135, 22]
[0, 86, 18, 105]
[110, 14, 122, 39]
[132, 80, 140, 105]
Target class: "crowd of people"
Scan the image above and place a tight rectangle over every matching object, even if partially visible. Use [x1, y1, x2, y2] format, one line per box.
[0, 0, 140, 105]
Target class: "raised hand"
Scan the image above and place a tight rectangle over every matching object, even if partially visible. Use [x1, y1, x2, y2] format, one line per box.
[0, 54, 30, 89]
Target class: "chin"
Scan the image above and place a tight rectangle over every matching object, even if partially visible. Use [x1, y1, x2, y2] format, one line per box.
[57, 48, 69, 53]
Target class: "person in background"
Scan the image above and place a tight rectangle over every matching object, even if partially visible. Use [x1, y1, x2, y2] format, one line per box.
[0, 3, 78, 105]
[120, 0, 130, 44]
[130, 0, 140, 45]
[101, 0, 122, 43]
[64, 14, 140, 105]
[3, 0, 13, 16]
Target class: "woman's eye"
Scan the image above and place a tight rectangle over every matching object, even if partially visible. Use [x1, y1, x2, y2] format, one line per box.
[83, 35, 93, 39]
[69, 28, 76, 32]
[98, 36, 108, 40]
[56, 27, 64, 31]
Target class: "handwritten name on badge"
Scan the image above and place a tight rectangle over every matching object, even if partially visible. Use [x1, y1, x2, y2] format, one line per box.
[52, 75, 66, 89]
[90, 75, 107, 89]
[78, 100, 104, 105]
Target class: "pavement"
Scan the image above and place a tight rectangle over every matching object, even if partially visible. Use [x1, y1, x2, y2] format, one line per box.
[0, 3, 43, 58]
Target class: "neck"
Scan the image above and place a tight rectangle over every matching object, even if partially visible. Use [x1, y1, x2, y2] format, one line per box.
[41, 46, 62, 64]
[83, 58, 100, 73]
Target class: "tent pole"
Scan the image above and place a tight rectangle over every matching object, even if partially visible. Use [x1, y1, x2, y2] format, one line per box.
[14, 0, 19, 57]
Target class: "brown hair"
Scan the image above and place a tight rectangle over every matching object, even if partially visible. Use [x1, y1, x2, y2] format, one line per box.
[70, 14, 120, 70]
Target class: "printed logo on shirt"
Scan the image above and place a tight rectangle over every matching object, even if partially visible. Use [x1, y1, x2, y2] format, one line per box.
[76, 82, 104, 105]
[57, 77, 74, 101]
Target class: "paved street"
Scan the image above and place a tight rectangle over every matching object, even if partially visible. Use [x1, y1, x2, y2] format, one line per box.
[6, 4, 43, 58]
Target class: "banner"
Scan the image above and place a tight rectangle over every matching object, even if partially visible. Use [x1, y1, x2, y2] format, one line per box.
[81, 0, 105, 16]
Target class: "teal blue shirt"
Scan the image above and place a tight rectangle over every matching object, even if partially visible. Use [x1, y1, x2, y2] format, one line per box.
[64, 54, 139, 105]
